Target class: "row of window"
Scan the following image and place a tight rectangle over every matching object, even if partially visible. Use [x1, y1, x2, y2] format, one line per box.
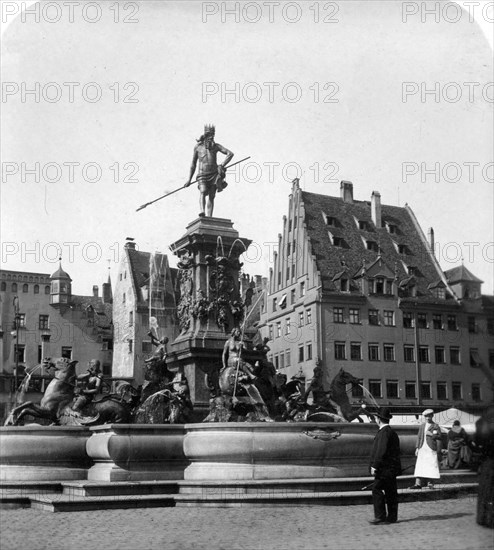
[332, 308, 470, 331]
[273, 283, 306, 310]
[351, 379, 481, 402]
[269, 309, 312, 338]
[12, 314, 50, 330]
[334, 341, 494, 367]
[14, 345, 73, 363]
[269, 341, 314, 368]
[1, 282, 51, 294]
[1, 273, 49, 283]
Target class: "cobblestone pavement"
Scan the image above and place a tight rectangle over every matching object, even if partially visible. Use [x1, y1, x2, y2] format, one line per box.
[1, 495, 492, 550]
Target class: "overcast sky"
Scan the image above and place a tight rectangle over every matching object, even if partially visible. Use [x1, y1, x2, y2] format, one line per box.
[1, 1, 493, 295]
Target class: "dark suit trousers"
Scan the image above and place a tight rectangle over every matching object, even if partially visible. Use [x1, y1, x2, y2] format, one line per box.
[372, 477, 398, 521]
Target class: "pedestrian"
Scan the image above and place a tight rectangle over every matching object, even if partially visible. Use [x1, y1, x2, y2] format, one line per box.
[368, 407, 402, 525]
[409, 409, 442, 490]
[473, 405, 494, 528]
[447, 420, 471, 469]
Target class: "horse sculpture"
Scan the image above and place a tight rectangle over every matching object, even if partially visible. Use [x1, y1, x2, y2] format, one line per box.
[323, 368, 370, 423]
[5, 358, 141, 426]
[275, 367, 373, 423]
[59, 388, 140, 425]
[5, 358, 79, 426]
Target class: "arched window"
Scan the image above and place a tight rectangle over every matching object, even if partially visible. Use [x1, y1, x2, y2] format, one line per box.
[34, 284, 39, 294]
[12, 283, 17, 292]
[0, 282, 6, 291]
[45, 285, 50, 295]
[22, 284, 29, 293]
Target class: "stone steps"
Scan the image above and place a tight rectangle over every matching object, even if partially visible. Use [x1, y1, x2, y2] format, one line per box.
[177, 471, 477, 495]
[62, 480, 179, 498]
[0, 481, 63, 509]
[30, 494, 176, 513]
[174, 483, 479, 508]
[0, 471, 478, 512]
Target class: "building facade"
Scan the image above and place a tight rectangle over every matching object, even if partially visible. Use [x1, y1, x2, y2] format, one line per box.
[260, 180, 494, 413]
[0, 265, 113, 420]
[112, 239, 179, 386]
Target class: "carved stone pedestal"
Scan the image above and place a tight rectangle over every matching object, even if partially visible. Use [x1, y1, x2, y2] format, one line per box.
[168, 217, 251, 411]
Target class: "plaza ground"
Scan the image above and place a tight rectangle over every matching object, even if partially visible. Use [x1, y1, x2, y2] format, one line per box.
[1, 494, 492, 550]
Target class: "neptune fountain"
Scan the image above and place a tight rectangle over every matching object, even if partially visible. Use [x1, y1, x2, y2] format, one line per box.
[0, 125, 418, 485]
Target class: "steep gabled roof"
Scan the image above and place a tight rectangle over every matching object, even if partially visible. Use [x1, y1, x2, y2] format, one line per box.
[127, 248, 175, 308]
[300, 191, 448, 297]
[444, 265, 484, 285]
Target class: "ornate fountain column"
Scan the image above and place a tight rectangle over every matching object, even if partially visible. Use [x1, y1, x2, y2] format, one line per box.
[168, 216, 251, 411]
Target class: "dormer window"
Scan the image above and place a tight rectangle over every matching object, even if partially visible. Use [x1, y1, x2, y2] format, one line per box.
[407, 266, 416, 276]
[371, 278, 393, 295]
[324, 214, 337, 227]
[328, 231, 343, 247]
[358, 220, 368, 231]
[366, 240, 379, 252]
[340, 279, 349, 292]
[375, 278, 384, 294]
[398, 244, 409, 255]
[433, 287, 445, 300]
[386, 223, 396, 234]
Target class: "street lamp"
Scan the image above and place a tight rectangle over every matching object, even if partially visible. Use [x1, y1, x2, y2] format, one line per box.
[10, 296, 20, 393]
[40, 330, 51, 392]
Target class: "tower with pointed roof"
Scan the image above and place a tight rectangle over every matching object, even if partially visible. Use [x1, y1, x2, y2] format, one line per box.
[49, 261, 72, 307]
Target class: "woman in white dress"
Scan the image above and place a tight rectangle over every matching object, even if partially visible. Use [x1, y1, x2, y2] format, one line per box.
[409, 409, 443, 489]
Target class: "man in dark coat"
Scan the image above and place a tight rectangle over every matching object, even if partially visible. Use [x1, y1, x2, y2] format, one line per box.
[369, 408, 402, 525]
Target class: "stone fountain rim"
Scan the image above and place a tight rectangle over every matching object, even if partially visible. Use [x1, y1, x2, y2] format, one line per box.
[0, 425, 91, 433]
[181, 422, 419, 432]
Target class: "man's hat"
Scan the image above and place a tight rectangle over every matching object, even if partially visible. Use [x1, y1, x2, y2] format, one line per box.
[422, 408, 434, 417]
[376, 407, 393, 421]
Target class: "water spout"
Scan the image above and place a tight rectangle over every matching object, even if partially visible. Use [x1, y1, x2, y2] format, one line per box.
[216, 236, 225, 257]
[228, 238, 247, 258]
[359, 384, 380, 409]
[16, 364, 43, 404]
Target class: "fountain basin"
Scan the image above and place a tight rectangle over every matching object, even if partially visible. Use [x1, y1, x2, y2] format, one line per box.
[0, 426, 92, 481]
[183, 422, 418, 480]
[86, 424, 188, 481]
[0, 423, 419, 483]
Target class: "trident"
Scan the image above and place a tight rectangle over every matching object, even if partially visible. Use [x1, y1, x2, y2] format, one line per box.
[136, 156, 251, 212]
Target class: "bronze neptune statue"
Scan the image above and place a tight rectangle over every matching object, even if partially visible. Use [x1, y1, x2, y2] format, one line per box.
[184, 124, 234, 217]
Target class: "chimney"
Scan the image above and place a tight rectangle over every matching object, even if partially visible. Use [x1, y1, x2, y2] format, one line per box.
[125, 237, 136, 250]
[92, 285, 99, 297]
[371, 191, 382, 228]
[428, 227, 435, 256]
[340, 181, 353, 204]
